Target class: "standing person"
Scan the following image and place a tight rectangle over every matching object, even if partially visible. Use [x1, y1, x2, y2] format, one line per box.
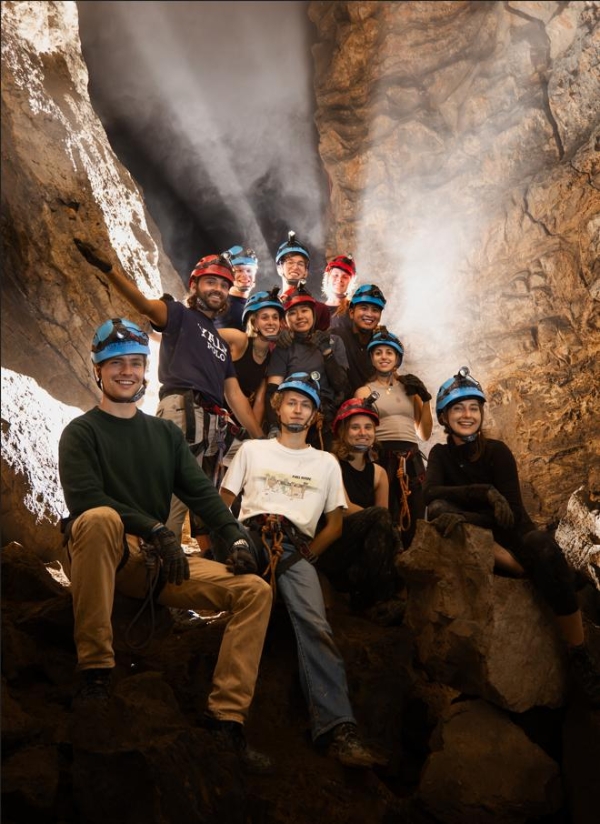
[214, 245, 259, 331]
[220, 372, 383, 767]
[58, 318, 273, 770]
[424, 367, 600, 705]
[74, 240, 263, 542]
[330, 284, 387, 392]
[355, 328, 433, 549]
[276, 230, 330, 331]
[316, 396, 404, 624]
[266, 282, 350, 449]
[321, 254, 357, 326]
[217, 287, 284, 432]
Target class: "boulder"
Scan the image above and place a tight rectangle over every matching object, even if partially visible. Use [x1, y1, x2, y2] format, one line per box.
[555, 486, 600, 589]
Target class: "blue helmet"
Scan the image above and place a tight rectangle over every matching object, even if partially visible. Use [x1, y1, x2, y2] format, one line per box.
[436, 367, 486, 419]
[276, 371, 321, 409]
[349, 284, 386, 309]
[91, 318, 150, 365]
[227, 245, 258, 267]
[275, 230, 310, 265]
[241, 287, 284, 324]
[366, 327, 404, 362]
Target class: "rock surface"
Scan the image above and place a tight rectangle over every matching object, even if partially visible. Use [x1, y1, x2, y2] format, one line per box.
[555, 485, 600, 588]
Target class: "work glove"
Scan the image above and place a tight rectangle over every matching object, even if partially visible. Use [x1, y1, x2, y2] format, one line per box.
[486, 487, 514, 529]
[150, 526, 190, 586]
[401, 374, 432, 402]
[310, 329, 334, 356]
[73, 238, 113, 274]
[226, 538, 258, 575]
[430, 512, 466, 538]
[276, 329, 294, 350]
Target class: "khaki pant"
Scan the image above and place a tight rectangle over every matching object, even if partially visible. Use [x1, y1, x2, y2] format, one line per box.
[63, 507, 272, 723]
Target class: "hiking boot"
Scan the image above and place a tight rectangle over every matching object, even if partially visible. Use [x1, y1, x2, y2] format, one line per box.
[72, 668, 112, 711]
[328, 722, 382, 768]
[569, 645, 600, 707]
[203, 714, 274, 774]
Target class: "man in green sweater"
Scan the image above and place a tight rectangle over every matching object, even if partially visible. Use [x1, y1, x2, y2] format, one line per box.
[58, 317, 272, 771]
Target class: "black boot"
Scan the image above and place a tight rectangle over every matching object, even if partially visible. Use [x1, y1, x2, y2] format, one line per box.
[72, 667, 112, 710]
[203, 713, 274, 774]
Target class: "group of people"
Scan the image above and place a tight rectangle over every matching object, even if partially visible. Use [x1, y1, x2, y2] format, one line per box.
[60, 232, 600, 775]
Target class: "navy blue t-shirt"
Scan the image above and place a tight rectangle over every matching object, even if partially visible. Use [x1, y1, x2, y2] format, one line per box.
[155, 301, 235, 406]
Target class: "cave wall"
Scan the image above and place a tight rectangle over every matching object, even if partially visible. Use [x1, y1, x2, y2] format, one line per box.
[1, 0, 599, 551]
[309, 0, 600, 520]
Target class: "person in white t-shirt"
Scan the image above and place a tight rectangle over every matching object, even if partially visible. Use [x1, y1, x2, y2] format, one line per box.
[220, 372, 383, 768]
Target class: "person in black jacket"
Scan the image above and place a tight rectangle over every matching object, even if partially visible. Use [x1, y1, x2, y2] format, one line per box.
[424, 366, 600, 705]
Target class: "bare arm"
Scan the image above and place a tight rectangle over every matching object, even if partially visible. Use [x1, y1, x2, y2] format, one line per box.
[220, 487, 237, 509]
[252, 378, 267, 428]
[309, 507, 343, 556]
[217, 328, 248, 361]
[354, 385, 371, 400]
[414, 396, 433, 441]
[74, 238, 168, 328]
[224, 377, 264, 439]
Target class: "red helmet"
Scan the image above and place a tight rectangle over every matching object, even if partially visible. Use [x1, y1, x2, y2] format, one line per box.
[189, 253, 235, 289]
[324, 254, 356, 278]
[332, 394, 380, 435]
[282, 280, 317, 312]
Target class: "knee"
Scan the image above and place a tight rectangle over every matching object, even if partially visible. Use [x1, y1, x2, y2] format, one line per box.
[240, 574, 273, 606]
[70, 507, 124, 554]
[426, 499, 452, 520]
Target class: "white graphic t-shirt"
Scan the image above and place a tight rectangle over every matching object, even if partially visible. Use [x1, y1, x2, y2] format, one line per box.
[221, 439, 346, 538]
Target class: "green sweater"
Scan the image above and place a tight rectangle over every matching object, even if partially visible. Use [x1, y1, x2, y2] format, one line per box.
[59, 406, 242, 543]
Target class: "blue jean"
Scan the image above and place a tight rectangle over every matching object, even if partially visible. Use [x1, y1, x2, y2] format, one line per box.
[277, 542, 356, 741]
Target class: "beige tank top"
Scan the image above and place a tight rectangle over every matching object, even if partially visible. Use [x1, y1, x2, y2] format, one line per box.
[367, 380, 416, 442]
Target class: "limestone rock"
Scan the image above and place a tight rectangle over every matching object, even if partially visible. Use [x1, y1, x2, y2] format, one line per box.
[398, 522, 566, 711]
[416, 699, 563, 824]
[555, 486, 600, 588]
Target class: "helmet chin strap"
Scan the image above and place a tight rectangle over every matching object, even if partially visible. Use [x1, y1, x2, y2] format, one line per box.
[258, 331, 279, 342]
[450, 425, 480, 444]
[280, 421, 309, 433]
[96, 375, 147, 404]
[351, 444, 371, 453]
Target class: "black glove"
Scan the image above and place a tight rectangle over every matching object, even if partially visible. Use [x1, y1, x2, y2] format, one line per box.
[431, 512, 466, 538]
[150, 526, 190, 586]
[276, 329, 294, 349]
[226, 538, 258, 575]
[401, 374, 432, 402]
[310, 329, 333, 356]
[73, 238, 113, 274]
[487, 488, 514, 529]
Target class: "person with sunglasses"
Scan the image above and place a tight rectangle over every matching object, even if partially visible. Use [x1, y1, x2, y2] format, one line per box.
[58, 318, 274, 770]
[220, 372, 383, 767]
[316, 395, 405, 624]
[214, 245, 259, 332]
[355, 328, 433, 549]
[330, 284, 388, 394]
[425, 367, 600, 706]
[73, 239, 263, 545]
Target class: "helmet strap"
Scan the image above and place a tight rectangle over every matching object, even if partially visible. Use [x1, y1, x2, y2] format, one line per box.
[97, 376, 147, 404]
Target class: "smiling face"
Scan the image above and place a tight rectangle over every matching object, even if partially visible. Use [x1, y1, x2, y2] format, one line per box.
[233, 264, 257, 293]
[286, 303, 314, 333]
[323, 267, 355, 301]
[370, 345, 399, 375]
[278, 253, 309, 287]
[343, 414, 377, 450]
[444, 399, 483, 443]
[253, 307, 281, 338]
[349, 302, 382, 333]
[277, 389, 316, 429]
[194, 275, 231, 313]
[96, 354, 146, 402]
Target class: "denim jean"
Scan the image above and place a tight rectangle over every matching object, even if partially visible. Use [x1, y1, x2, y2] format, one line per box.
[277, 542, 356, 741]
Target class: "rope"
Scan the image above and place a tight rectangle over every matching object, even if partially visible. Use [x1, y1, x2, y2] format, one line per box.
[261, 516, 285, 599]
[123, 541, 163, 651]
[395, 453, 412, 533]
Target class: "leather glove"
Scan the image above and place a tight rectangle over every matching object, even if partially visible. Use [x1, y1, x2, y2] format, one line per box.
[401, 374, 432, 402]
[277, 329, 294, 349]
[487, 487, 514, 529]
[73, 238, 113, 274]
[310, 329, 333, 356]
[150, 526, 190, 586]
[226, 538, 258, 575]
[431, 512, 466, 537]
